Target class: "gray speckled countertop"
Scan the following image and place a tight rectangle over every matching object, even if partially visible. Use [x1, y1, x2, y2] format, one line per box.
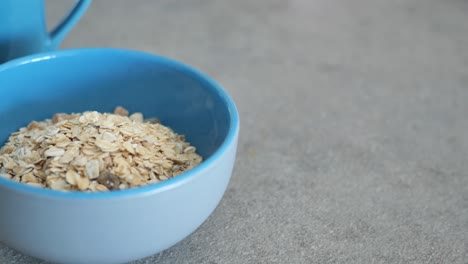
[2, 0, 468, 263]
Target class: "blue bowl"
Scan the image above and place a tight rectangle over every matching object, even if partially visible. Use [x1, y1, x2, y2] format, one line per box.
[0, 49, 239, 264]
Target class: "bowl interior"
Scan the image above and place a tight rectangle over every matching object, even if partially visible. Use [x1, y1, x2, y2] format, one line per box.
[0, 49, 231, 160]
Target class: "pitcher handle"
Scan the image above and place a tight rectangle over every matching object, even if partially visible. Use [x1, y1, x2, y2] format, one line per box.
[49, 0, 92, 49]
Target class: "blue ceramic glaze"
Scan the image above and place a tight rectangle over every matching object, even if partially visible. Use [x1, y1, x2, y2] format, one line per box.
[0, 0, 91, 63]
[0, 49, 239, 264]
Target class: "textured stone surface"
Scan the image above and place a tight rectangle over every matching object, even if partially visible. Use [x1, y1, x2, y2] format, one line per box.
[1, 0, 468, 263]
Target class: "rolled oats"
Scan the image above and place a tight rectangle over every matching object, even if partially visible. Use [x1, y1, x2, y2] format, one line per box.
[44, 147, 65, 157]
[0, 106, 202, 192]
[129, 112, 144, 123]
[113, 106, 129, 117]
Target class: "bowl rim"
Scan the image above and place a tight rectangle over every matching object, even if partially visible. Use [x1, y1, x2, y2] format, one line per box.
[0, 48, 239, 200]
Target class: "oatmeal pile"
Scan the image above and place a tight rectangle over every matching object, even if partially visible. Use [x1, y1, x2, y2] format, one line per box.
[0, 107, 202, 192]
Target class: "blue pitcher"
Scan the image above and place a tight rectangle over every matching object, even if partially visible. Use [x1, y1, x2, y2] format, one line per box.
[0, 0, 91, 63]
